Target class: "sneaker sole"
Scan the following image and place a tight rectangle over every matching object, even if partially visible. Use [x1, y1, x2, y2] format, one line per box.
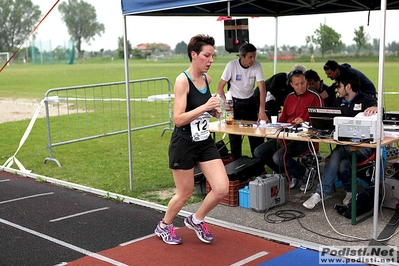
[184, 220, 213, 243]
[303, 199, 321, 209]
[154, 229, 181, 245]
[303, 203, 316, 210]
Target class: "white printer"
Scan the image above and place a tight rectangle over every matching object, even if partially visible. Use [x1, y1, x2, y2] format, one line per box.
[333, 112, 383, 142]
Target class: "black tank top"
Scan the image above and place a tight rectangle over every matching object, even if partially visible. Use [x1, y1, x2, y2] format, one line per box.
[174, 72, 211, 141]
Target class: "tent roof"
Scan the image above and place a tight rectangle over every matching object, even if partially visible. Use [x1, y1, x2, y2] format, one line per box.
[121, 0, 399, 17]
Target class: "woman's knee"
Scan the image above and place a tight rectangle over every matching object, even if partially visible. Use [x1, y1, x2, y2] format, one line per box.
[211, 182, 229, 199]
[178, 190, 193, 202]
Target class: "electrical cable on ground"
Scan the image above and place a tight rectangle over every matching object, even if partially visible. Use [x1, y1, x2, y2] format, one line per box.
[260, 124, 399, 243]
[264, 137, 399, 242]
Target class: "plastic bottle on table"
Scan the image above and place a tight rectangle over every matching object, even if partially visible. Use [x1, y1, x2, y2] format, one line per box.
[225, 91, 234, 125]
[217, 94, 226, 124]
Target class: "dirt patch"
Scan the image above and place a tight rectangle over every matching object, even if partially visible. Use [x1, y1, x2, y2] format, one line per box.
[0, 98, 71, 124]
[145, 187, 176, 200]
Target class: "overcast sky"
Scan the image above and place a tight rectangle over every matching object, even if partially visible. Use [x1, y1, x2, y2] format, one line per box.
[33, 0, 399, 52]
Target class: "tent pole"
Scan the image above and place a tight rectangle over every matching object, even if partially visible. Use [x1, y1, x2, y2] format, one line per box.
[273, 16, 278, 74]
[373, 0, 387, 240]
[123, 15, 134, 191]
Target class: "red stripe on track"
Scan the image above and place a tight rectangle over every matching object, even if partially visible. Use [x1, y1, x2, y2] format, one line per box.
[67, 224, 295, 265]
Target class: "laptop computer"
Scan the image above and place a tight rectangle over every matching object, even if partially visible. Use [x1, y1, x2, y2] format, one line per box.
[307, 106, 343, 137]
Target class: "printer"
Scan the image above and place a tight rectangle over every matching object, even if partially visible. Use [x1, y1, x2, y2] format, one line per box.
[334, 112, 383, 142]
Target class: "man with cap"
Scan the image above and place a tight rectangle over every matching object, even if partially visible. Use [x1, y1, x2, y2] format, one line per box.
[323, 60, 376, 97]
[217, 42, 267, 160]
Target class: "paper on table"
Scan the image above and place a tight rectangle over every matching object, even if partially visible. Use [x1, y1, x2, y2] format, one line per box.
[260, 122, 291, 128]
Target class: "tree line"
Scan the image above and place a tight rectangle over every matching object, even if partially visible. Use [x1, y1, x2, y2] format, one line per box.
[2, 0, 398, 60]
[121, 23, 399, 59]
[0, 0, 104, 59]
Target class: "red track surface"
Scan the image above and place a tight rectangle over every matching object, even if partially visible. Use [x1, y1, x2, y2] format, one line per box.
[68, 224, 295, 265]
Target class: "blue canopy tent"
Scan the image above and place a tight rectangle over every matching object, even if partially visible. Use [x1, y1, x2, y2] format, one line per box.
[120, 0, 391, 240]
[121, 0, 398, 16]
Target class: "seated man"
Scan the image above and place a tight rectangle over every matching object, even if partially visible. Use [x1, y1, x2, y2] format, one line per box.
[254, 68, 324, 189]
[305, 69, 336, 107]
[253, 64, 306, 120]
[303, 70, 378, 210]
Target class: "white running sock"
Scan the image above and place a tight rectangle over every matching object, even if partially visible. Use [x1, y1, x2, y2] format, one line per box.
[192, 214, 203, 224]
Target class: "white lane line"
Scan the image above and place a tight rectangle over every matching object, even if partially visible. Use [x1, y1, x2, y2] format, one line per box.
[50, 207, 110, 222]
[0, 218, 128, 266]
[230, 251, 269, 266]
[0, 192, 54, 204]
[0, 179, 10, 182]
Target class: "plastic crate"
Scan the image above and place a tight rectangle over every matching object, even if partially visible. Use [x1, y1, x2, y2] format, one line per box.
[206, 180, 249, 207]
[239, 186, 250, 208]
[194, 156, 233, 195]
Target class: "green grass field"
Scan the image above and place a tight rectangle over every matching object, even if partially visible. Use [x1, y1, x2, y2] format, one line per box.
[1, 56, 398, 204]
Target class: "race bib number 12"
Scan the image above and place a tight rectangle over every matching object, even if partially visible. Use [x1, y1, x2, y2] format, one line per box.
[190, 112, 212, 142]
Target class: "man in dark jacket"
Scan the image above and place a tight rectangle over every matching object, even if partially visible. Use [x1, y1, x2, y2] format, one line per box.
[323, 60, 376, 97]
[303, 70, 378, 210]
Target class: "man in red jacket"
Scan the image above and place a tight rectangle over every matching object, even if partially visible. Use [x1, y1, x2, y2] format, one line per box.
[254, 67, 324, 189]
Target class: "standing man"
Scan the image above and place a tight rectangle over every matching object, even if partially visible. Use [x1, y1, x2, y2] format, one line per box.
[305, 69, 336, 107]
[254, 68, 324, 189]
[217, 42, 268, 160]
[303, 70, 377, 210]
[323, 60, 376, 97]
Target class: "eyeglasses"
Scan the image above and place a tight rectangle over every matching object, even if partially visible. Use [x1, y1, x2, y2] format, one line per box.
[289, 69, 304, 79]
[291, 69, 303, 75]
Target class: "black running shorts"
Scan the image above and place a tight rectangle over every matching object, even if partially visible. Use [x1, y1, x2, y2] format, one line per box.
[168, 132, 221, 170]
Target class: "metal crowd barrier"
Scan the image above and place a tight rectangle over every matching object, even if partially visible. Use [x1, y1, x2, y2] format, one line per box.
[43, 77, 173, 167]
